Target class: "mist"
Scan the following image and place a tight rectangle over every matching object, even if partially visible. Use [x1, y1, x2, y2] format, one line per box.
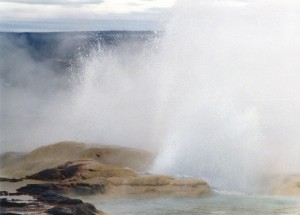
[1, 0, 300, 193]
[152, 0, 300, 192]
[0, 32, 159, 152]
[0, 33, 73, 152]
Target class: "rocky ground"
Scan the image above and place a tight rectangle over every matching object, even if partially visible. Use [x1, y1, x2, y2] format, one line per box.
[0, 141, 154, 178]
[0, 141, 211, 214]
[0, 179, 105, 215]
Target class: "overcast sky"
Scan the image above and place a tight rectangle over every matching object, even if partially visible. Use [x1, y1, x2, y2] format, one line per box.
[0, 0, 175, 32]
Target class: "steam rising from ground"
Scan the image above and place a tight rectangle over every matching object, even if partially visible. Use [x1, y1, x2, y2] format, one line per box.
[1, 0, 300, 192]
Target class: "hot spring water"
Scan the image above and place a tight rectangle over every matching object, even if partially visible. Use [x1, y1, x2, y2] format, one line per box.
[91, 194, 300, 215]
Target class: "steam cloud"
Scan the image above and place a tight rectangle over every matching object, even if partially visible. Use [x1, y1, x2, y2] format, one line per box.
[152, 0, 300, 192]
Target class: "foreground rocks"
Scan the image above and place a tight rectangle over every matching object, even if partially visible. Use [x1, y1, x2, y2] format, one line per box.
[1, 141, 210, 199]
[0, 183, 105, 215]
[25, 158, 210, 198]
[0, 141, 211, 214]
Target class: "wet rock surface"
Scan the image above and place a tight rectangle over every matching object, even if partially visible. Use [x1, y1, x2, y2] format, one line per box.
[0, 198, 27, 208]
[47, 206, 74, 215]
[16, 182, 106, 196]
[17, 183, 64, 195]
[38, 191, 83, 205]
[0, 211, 22, 215]
[0, 178, 23, 183]
[0, 183, 105, 215]
[0, 197, 46, 214]
[28, 164, 83, 181]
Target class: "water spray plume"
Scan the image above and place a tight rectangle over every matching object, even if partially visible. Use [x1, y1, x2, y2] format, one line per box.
[152, 0, 300, 192]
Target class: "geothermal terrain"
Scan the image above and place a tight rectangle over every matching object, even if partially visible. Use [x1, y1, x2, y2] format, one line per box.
[1, 5, 300, 212]
[0, 141, 299, 214]
[0, 141, 210, 214]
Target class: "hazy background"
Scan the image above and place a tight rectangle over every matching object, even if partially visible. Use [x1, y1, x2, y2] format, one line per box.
[0, 31, 160, 152]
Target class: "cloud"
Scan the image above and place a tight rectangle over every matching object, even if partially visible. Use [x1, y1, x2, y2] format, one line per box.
[0, 19, 161, 32]
[0, 0, 175, 31]
[0, 0, 104, 5]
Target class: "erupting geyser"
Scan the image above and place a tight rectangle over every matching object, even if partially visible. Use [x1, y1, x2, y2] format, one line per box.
[152, 0, 300, 192]
[1, 0, 300, 193]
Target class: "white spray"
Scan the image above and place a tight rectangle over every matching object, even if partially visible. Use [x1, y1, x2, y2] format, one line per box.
[152, 0, 300, 192]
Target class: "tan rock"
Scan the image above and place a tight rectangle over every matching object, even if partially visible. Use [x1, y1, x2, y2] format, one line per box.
[105, 175, 210, 198]
[124, 175, 173, 186]
[28, 159, 137, 182]
[26, 159, 210, 198]
[106, 175, 174, 186]
[1, 141, 211, 199]
[272, 175, 300, 196]
[80, 160, 137, 179]
[106, 177, 125, 186]
[81, 147, 154, 172]
[105, 177, 210, 198]
[0, 141, 154, 178]
[170, 178, 208, 187]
